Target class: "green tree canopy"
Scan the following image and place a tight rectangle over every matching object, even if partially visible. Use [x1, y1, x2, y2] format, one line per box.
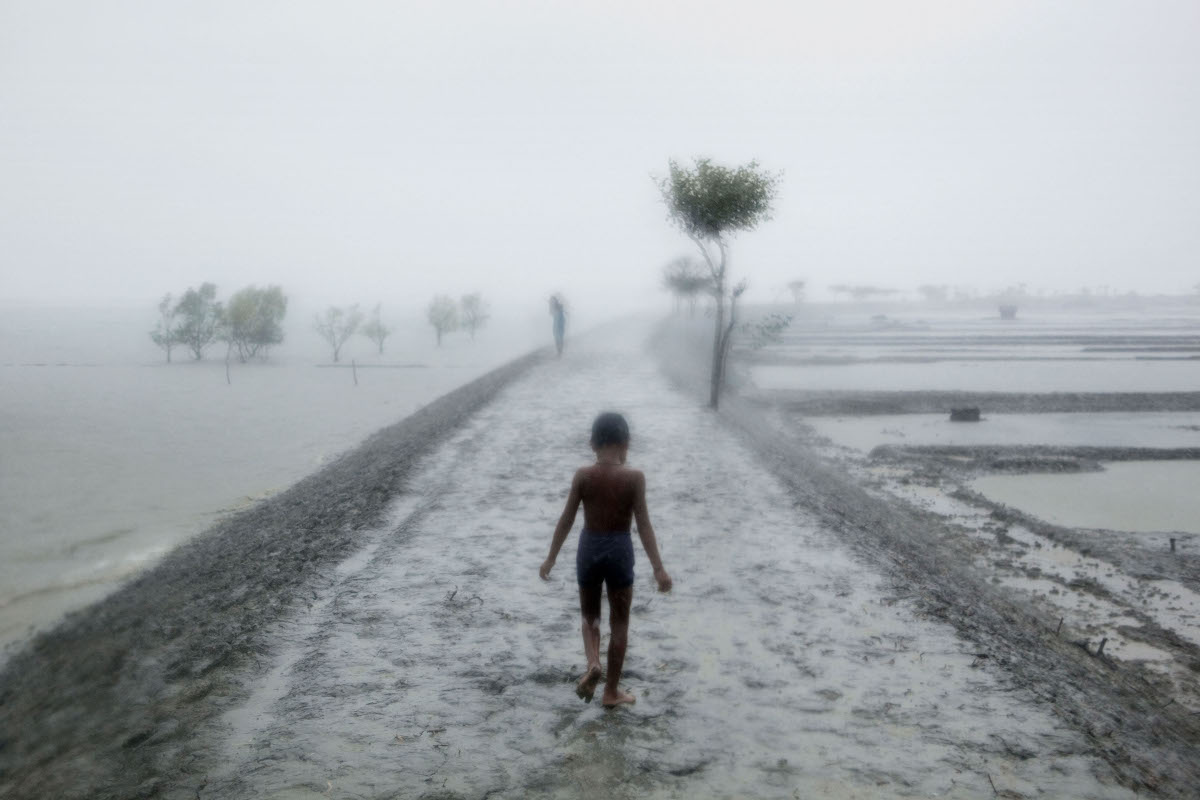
[149, 293, 178, 362]
[173, 283, 223, 360]
[659, 158, 779, 244]
[658, 157, 780, 408]
[224, 285, 287, 362]
[426, 295, 459, 346]
[661, 256, 712, 316]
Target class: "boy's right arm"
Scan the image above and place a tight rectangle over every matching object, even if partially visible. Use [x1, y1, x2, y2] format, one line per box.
[540, 469, 583, 579]
[633, 472, 672, 593]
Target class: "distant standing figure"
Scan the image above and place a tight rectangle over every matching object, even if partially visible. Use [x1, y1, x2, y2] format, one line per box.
[549, 294, 566, 356]
[539, 412, 672, 708]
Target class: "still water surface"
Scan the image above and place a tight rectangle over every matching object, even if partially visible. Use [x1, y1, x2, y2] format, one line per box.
[972, 461, 1200, 533]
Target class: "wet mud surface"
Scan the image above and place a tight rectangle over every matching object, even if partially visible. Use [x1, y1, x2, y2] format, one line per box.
[871, 444, 1200, 474]
[191, 327, 1139, 799]
[1, 320, 1190, 798]
[666, 321, 1200, 796]
[0, 351, 545, 799]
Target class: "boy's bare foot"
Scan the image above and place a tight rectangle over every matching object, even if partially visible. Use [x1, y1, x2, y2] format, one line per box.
[575, 664, 602, 702]
[601, 689, 636, 709]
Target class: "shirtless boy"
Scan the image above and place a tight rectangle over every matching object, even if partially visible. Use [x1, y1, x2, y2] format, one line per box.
[539, 412, 673, 708]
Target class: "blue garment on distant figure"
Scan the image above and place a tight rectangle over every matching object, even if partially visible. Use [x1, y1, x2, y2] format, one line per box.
[551, 304, 566, 354]
[576, 529, 635, 588]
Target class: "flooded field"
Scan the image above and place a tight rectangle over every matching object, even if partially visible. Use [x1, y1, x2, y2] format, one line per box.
[807, 411, 1200, 453]
[729, 301, 1200, 781]
[971, 461, 1200, 534]
[0, 307, 544, 654]
[746, 303, 1200, 394]
[757, 306, 1200, 360]
[752, 359, 1198, 393]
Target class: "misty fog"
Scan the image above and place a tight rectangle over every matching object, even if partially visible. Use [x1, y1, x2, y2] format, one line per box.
[3, 2, 1200, 798]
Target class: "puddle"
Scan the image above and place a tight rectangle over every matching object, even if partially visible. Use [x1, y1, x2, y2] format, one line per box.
[971, 461, 1200, 534]
[810, 412, 1200, 453]
[752, 360, 1200, 393]
[870, 471, 1200, 667]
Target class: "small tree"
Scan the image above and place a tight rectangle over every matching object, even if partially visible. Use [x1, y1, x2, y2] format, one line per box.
[662, 257, 712, 317]
[360, 304, 392, 355]
[149, 293, 178, 362]
[174, 283, 223, 360]
[658, 158, 779, 408]
[786, 279, 806, 305]
[830, 284, 898, 302]
[743, 312, 793, 349]
[427, 295, 459, 346]
[918, 284, 948, 303]
[460, 293, 490, 340]
[314, 304, 365, 362]
[223, 285, 287, 362]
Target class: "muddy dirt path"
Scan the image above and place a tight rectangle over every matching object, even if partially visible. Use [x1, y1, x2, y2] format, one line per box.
[198, 323, 1135, 799]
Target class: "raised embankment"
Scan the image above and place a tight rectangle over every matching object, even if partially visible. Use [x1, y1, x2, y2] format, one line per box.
[0, 348, 547, 799]
[759, 389, 1200, 416]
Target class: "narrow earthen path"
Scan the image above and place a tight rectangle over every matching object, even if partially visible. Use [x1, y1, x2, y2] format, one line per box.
[203, 323, 1135, 799]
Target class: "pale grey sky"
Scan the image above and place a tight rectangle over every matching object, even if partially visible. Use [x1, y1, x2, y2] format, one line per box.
[2, 0, 1198, 310]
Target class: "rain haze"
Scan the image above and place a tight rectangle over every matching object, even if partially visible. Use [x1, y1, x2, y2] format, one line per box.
[3, 0, 1199, 308]
[4, 3, 1200, 799]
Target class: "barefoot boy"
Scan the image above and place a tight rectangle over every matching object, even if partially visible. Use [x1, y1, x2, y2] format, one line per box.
[539, 412, 672, 708]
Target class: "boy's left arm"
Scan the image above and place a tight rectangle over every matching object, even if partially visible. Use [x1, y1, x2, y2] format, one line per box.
[633, 471, 672, 592]
[540, 470, 583, 579]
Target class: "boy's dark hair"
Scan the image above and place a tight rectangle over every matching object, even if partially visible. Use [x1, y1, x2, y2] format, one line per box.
[591, 412, 630, 448]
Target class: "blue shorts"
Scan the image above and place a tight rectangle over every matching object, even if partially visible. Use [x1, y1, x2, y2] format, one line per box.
[576, 529, 634, 589]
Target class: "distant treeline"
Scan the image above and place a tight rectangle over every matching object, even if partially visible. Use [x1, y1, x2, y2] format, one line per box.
[151, 283, 285, 363]
[150, 284, 490, 363]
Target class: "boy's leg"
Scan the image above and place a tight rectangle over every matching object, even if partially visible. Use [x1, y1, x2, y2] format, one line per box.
[602, 584, 635, 708]
[576, 583, 603, 700]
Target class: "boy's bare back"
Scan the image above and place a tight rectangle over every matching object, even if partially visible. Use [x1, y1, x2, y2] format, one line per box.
[574, 463, 644, 533]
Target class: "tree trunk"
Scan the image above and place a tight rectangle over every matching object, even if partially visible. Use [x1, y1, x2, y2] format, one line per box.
[709, 285, 725, 409]
[715, 297, 739, 393]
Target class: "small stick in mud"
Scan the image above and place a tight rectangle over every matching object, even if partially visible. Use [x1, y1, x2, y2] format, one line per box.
[1055, 617, 1063, 636]
[1170, 537, 1176, 553]
[1095, 637, 1107, 657]
[986, 772, 999, 795]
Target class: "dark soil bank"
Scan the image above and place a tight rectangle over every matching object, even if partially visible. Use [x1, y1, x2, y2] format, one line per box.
[0, 350, 546, 800]
[653, 323, 1200, 798]
[758, 389, 1200, 416]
